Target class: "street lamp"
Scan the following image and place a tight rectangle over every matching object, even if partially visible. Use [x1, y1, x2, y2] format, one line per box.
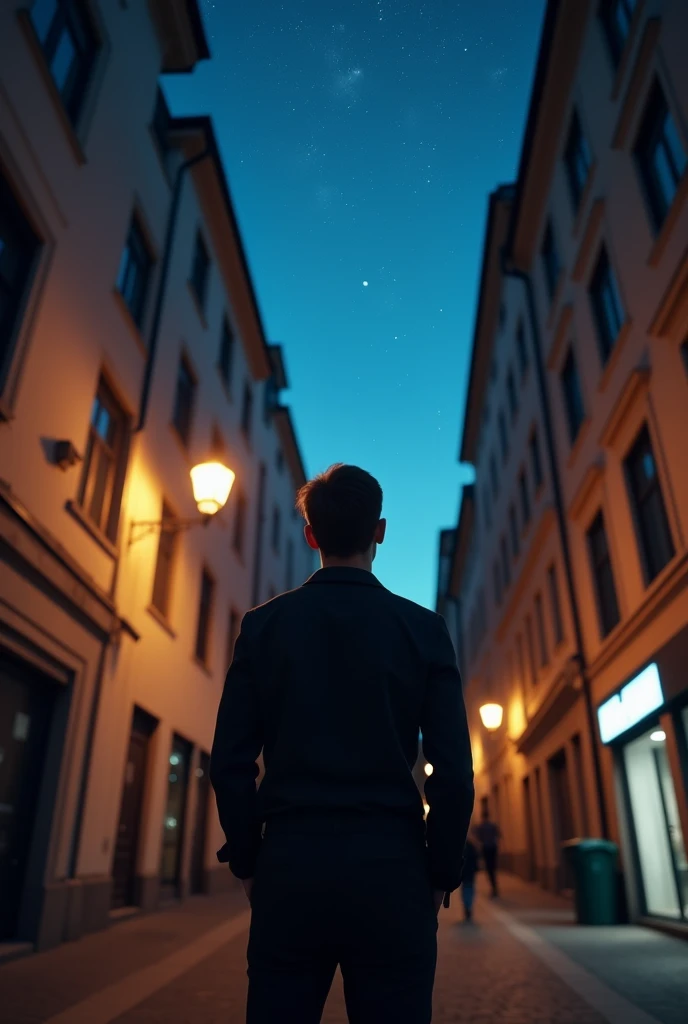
[479, 702, 504, 731]
[129, 460, 235, 545]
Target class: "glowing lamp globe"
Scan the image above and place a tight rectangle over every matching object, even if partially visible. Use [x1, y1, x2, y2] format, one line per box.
[479, 703, 504, 731]
[190, 461, 235, 516]
[424, 763, 434, 776]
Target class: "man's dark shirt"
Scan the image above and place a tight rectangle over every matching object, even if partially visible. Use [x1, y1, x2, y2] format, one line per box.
[210, 566, 474, 894]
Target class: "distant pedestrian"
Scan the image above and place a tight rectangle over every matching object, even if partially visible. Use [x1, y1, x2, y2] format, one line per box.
[461, 839, 479, 921]
[474, 807, 501, 897]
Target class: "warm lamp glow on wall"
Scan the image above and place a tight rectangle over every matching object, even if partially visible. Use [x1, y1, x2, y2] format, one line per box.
[479, 703, 504, 731]
[129, 461, 235, 546]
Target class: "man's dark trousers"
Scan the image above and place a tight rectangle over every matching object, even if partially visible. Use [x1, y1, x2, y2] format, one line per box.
[246, 815, 438, 1024]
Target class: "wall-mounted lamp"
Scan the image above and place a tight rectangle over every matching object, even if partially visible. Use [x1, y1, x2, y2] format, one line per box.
[479, 702, 504, 732]
[129, 461, 235, 546]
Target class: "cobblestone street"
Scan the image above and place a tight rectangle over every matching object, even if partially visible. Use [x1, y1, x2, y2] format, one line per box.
[1, 875, 686, 1024]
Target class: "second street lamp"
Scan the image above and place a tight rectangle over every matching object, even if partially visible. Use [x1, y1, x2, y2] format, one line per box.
[129, 460, 235, 546]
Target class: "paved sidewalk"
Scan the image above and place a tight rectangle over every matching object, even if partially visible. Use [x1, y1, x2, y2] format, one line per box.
[0, 874, 685, 1023]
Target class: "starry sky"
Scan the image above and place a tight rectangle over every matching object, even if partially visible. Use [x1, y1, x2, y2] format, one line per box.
[165, 0, 546, 609]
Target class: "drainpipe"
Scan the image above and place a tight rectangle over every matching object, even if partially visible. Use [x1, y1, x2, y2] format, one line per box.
[251, 462, 267, 607]
[501, 253, 609, 840]
[135, 145, 211, 433]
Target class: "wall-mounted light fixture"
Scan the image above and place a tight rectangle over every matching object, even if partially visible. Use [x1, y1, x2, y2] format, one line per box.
[129, 461, 235, 546]
[479, 702, 504, 732]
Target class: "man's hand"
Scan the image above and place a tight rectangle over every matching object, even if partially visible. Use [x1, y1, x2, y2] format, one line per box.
[242, 877, 254, 904]
[433, 890, 445, 916]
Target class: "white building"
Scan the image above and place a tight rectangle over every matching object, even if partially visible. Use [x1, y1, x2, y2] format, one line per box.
[0, 0, 314, 949]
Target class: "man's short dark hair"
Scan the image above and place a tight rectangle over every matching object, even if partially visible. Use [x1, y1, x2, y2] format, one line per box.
[296, 464, 383, 558]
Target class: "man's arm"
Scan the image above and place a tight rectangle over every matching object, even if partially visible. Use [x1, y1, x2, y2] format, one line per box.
[420, 614, 474, 895]
[209, 617, 263, 880]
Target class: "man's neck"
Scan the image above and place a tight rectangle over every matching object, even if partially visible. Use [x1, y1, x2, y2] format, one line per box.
[320, 557, 373, 573]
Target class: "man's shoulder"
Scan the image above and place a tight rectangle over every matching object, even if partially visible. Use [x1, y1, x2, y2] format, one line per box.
[384, 589, 444, 630]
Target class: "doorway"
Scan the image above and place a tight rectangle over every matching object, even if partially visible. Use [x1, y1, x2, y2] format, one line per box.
[160, 734, 192, 896]
[111, 707, 157, 909]
[548, 748, 576, 891]
[523, 776, 537, 881]
[623, 725, 688, 919]
[190, 752, 211, 894]
[0, 652, 55, 939]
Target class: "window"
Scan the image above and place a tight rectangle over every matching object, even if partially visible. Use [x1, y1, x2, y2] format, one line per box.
[30, 0, 99, 124]
[286, 538, 294, 590]
[560, 346, 585, 443]
[0, 171, 41, 388]
[272, 505, 281, 553]
[529, 429, 543, 491]
[493, 560, 502, 607]
[498, 410, 508, 463]
[547, 565, 564, 646]
[525, 614, 537, 686]
[217, 318, 234, 390]
[226, 608, 240, 668]
[624, 424, 675, 583]
[264, 376, 278, 425]
[516, 321, 528, 377]
[564, 110, 592, 212]
[241, 381, 253, 442]
[589, 246, 625, 363]
[189, 231, 210, 311]
[506, 367, 518, 422]
[490, 454, 499, 501]
[541, 220, 561, 301]
[509, 504, 519, 559]
[172, 356, 195, 446]
[634, 80, 687, 231]
[151, 500, 177, 619]
[599, 0, 637, 66]
[195, 568, 215, 665]
[116, 214, 153, 329]
[534, 593, 549, 668]
[483, 486, 491, 532]
[78, 377, 128, 541]
[519, 467, 531, 527]
[276, 448, 284, 473]
[587, 511, 620, 637]
[500, 535, 510, 590]
[233, 489, 247, 555]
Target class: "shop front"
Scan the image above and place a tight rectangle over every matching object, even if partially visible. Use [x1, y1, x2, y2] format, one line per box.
[598, 628, 688, 924]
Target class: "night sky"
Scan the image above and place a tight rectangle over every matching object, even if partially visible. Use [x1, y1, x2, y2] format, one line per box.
[165, 0, 546, 609]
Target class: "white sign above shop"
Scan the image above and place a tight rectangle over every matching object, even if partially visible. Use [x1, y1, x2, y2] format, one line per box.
[597, 662, 664, 744]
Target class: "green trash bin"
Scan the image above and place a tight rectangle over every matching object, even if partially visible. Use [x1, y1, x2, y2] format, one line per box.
[562, 839, 618, 925]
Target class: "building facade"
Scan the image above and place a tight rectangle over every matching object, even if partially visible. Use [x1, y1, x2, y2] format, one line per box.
[0, 0, 314, 950]
[445, 0, 688, 925]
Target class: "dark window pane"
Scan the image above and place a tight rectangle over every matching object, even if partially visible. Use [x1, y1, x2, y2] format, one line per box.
[560, 347, 585, 443]
[548, 564, 564, 646]
[530, 430, 543, 490]
[0, 172, 42, 384]
[218, 318, 234, 388]
[624, 424, 675, 583]
[516, 321, 529, 376]
[635, 81, 687, 231]
[564, 110, 592, 212]
[189, 232, 210, 310]
[541, 220, 561, 301]
[500, 535, 510, 589]
[195, 569, 214, 664]
[33, 0, 98, 124]
[31, 0, 58, 42]
[587, 511, 620, 637]
[535, 592, 549, 667]
[509, 504, 519, 558]
[599, 0, 637, 65]
[519, 468, 530, 526]
[507, 367, 518, 421]
[78, 377, 127, 539]
[589, 246, 625, 363]
[151, 501, 177, 618]
[241, 381, 253, 441]
[490, 454, 499, 500]
[117, 215, 152, 328]
[172, 358, 195, 446]
[498, 409, 508, 462]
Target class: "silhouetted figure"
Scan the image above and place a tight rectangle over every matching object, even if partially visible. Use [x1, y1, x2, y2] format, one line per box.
[474, 808, 501, 898]
[461, 839, 479, 921]
[211, 464, 474, 1024]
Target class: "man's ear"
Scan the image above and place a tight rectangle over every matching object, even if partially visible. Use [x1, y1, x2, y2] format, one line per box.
[375, 519, 387, 544]
[304, 523, 320, 551]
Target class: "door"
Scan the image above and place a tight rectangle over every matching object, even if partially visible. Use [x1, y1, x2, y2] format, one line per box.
[0, 653, 54, 939]
[190, 752, 211, 894]
[111, 709, 155, 909]
[160, 734, 192, 895]
[548, 749, 576, 890]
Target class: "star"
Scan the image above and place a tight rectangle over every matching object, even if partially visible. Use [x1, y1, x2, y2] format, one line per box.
[363, 281, 369, 287]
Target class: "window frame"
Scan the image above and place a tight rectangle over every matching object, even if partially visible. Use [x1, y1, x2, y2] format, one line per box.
[560, 345, 586, 444]
[586, 509, 621, 638]
[564, 108, 593, 214]
[150, 498, 178, 620]
[28, 0, 101, 128]
[529, 428, 544, 492]
[171, 353, 196, 448]
[547, 563, 565, 647]
[589, 245, 625, 365]
[217, 316, 235, 392]
[233, 488, 247, 557]
[623, 422, 675, 585]
[241, 380, 253, 443]
[534, 591, 549, 668]
[194, 566, 215, 667]
[634, 78, 688, 233]
[541, 219, 561, 302]
[598, 0, 637, 67]
[77, 375, 129, 543]
[116, 211, 153, 330]
[518, 467, 531, 529]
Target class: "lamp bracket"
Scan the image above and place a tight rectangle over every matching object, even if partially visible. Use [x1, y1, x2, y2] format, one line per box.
[128, 514, 210, 548]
